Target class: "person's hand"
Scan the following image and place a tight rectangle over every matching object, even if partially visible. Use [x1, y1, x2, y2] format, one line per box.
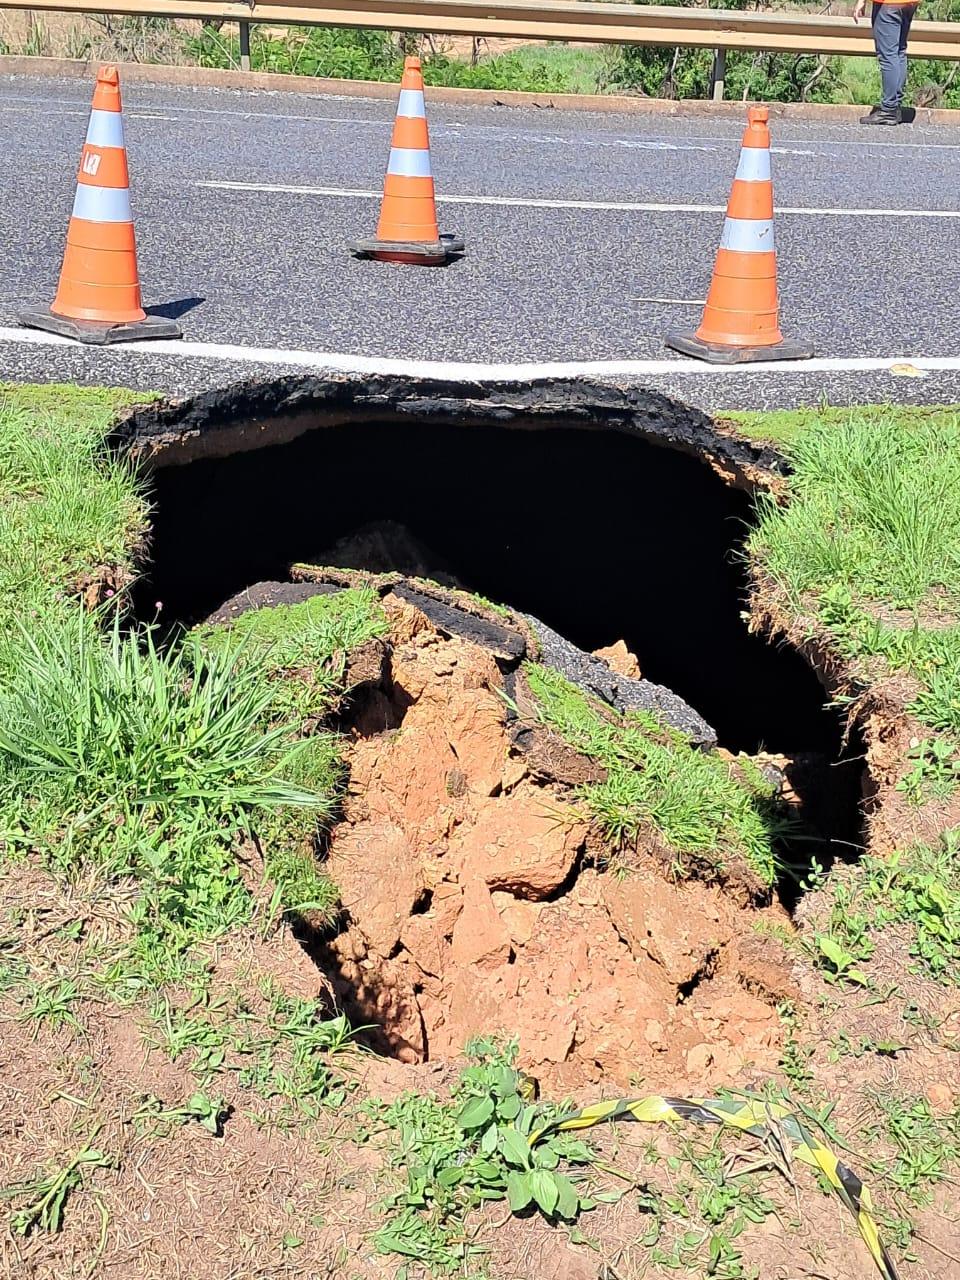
[853, 0, 866, 21]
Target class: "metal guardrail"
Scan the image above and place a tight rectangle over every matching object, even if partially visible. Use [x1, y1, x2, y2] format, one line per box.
[3, 0, 959, 90]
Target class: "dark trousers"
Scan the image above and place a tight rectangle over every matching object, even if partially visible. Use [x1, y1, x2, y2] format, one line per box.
[871, 3, 916, 110]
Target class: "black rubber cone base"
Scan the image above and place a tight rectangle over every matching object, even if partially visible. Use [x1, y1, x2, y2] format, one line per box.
[665, 329, 813, 365]
[349, 232, 465, 264]
[20, 308, 182, 346]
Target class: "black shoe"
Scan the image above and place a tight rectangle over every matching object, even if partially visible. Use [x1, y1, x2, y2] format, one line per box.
[860, 106, 901, 125]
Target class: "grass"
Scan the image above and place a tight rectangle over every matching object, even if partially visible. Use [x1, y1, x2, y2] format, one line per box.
[746, 408, 960, 738]
[0, 383, 152, 648]
[524, 663, 783, 886]
[196, 586, 387, 724]
[198, 587, 387, 923]
[0, 609, 331, 983]
[753, 412, 960, 609]
[0, 385, 384, 978]
[725, 403, 960, 451]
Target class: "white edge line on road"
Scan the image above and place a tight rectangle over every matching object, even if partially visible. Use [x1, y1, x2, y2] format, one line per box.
[194, 180, 960, 218]
[0, 326, 955, 379]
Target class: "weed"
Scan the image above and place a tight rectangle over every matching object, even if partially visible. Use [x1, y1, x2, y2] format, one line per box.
[235, 991, 357, 1117]
[896, 737, 960, 805]
[185, 23, 595, 92]
[131, 1091, 229, 1137]
[828, 1031, 908, 1062]
[17, 976, 81, 1034]
[372, 1040, 593, 1272]
[862, 1090, 960, 1202]
[149, 992, 234, 1074]
[811, 835, 960, 986]
[525, 663, 784, 884]
[1, 1134, 112, 1237]
[867, 837, 960, 980]
[149, 987, 357, 1119]
[812, 934, 870, 986]
[634, 1129, 779, 1280]
[777, 1004, 814, 1090]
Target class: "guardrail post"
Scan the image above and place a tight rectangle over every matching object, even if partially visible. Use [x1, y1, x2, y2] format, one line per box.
[710, 47, 726, 101]
[239, 20, 251, 72]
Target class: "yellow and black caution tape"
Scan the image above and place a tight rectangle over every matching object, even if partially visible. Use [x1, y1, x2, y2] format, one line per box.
[530, 1093, 897, 1280]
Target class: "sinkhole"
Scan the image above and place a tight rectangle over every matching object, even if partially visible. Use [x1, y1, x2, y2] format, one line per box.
[121, 375, 865, 879]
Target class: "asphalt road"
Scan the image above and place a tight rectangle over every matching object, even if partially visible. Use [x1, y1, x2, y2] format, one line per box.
[3, 71, 960, 409]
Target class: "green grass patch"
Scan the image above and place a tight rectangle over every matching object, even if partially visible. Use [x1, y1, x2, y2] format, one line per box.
[196, 589, 387, 926]
[724, 403, 960, 451]
[748, 407, 960, 737]
[186, 25, 601, 93]
[0, 382, 152, 648]
[809, 832, 960, 987]
[0, 610, 326, 978]
[196, 586, 387, 723]
[524, 664, 782, 886]
[0, 387, 388, 975]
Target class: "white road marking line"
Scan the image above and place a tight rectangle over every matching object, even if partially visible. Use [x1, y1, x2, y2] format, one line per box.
[195, 179, 960, 218]
[5, 89, 960, 151]
[0, 97, 388, 128]
[2, 326, 960, 379]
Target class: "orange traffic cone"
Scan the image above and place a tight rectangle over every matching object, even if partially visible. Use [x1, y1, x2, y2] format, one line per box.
[21, 65, 180, 345]
[666, 106, 811, 363]
[350, 57, 463, 265]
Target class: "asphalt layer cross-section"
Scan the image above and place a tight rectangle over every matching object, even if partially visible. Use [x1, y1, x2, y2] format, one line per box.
[3, 72, 960, 410]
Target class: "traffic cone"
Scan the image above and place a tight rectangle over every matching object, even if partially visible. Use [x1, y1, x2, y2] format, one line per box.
[350, 57, 463, 265]
[20, 65, 180, 345]
[665, 106, 811, 364]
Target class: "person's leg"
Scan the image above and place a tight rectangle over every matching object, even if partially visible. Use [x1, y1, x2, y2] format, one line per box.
[866, 4, 902, 119]
[897, 5, 916, 106]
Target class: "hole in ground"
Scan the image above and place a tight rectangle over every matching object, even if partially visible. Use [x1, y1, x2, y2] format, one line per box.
[128, 398, 867, 1067]
[135, 412, 866, 871]
[139, 417, 836, 759]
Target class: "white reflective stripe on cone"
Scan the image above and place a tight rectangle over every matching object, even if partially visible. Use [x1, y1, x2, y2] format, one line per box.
[734, 147, 771, 184]
[386, 147, 433, 178]
[85, 108, 125, 149]
[719, 216, 776, 252]
[396, 89, 426, 118]
[71, 184, 133, 223]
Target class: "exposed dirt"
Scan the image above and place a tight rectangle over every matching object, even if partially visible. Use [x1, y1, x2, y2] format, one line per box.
[0, 860, 409, 1280]
[315, 590, 791, 1093]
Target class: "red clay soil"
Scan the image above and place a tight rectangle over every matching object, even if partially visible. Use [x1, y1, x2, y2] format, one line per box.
[321, 593, 795, 1093]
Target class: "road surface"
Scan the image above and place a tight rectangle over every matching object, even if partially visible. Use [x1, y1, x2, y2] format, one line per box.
[3, 71, 960, 409]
